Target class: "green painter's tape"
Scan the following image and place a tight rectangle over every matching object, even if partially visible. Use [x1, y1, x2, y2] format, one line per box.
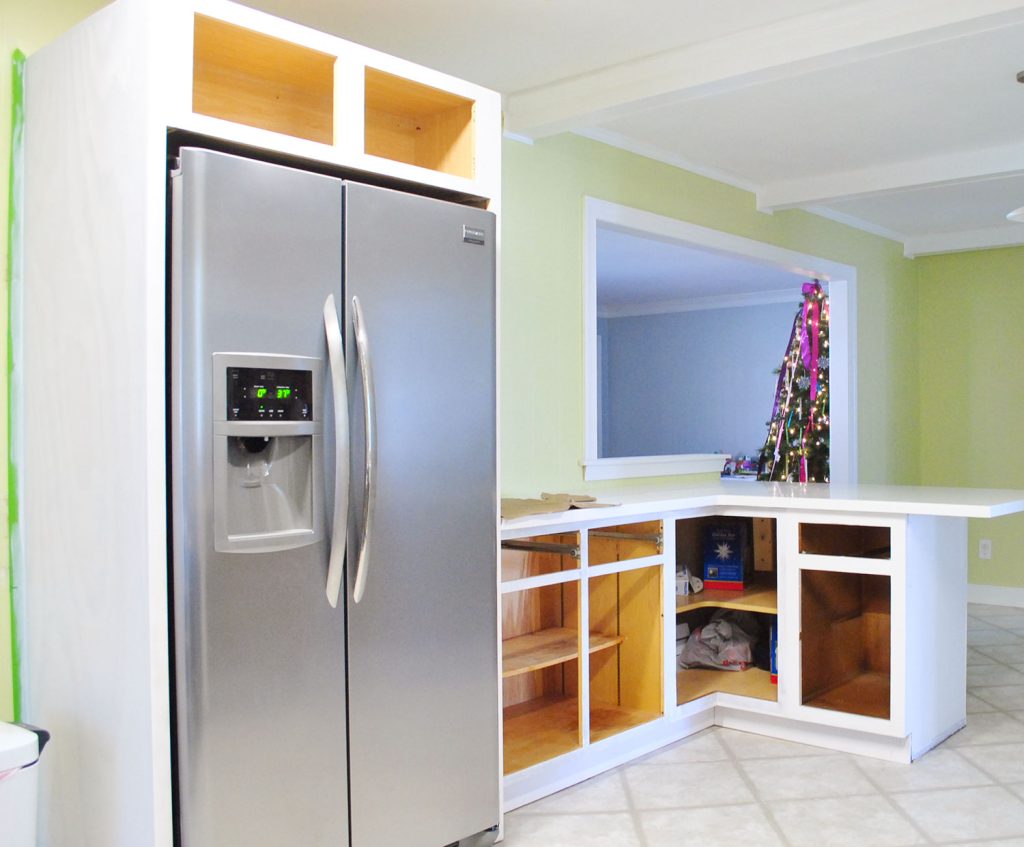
[7, 49, 25, 721]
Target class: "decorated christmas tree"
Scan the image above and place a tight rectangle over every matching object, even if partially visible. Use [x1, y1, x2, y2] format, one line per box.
[757, 281, 830, 482]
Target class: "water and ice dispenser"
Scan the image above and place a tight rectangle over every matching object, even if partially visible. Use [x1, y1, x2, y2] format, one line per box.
[212, 353, 323, 553]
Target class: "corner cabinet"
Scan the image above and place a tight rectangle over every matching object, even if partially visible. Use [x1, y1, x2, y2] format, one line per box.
[18, 2, 500, 845]
[501, 500, 974, 810]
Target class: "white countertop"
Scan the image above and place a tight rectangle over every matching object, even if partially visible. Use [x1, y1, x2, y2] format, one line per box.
[501, 481, 1024, 538]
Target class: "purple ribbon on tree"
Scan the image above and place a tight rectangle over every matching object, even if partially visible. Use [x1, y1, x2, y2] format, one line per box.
[800, 282, 821, 403]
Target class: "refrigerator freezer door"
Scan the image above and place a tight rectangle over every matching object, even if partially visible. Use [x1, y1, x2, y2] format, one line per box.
[170, 148, 348, 847]
[343, 182, 499, 847]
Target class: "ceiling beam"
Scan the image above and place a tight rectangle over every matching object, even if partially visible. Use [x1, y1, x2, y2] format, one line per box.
[756, 143, 1024, 211]
[903, 224, 1024, 257]
[504, 0, 1024, 138]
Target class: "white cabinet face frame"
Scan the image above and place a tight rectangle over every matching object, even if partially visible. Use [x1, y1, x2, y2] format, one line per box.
[790, 513, 907, 738]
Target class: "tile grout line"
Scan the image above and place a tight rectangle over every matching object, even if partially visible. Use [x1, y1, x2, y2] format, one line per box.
[965, 610, 1024, 719]
[846, 753, 939, 845]
[716, 729, 795, 847]
[618, 764, 652, 847]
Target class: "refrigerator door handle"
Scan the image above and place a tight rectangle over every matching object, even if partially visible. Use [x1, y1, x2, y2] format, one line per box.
[323, 294, 349, 608]
[351, 295, 377, 604]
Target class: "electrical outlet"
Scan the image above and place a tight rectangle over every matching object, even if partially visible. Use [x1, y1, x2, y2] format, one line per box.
[979, 539, 993, 560]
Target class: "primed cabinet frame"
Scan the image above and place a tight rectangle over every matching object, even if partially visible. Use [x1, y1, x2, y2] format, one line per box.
[500, 524, 665, 784]
[502, 505, 968, 810]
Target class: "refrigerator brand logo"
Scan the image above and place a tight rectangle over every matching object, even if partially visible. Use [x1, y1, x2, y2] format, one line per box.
[462, 226, 486, 245]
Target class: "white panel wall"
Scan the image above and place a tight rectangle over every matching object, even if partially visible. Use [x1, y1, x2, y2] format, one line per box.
[20, 1, 171, 844]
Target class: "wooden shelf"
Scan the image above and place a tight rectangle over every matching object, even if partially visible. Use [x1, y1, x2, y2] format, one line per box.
[365, 67, 475, 178]
[192, 14, 335, 144]
[503, 695, 580, 774]
[590, 702, 660, 743]
[502, 627, 623, 678]
[677, 667, 778, 705]
[676, 581, 778, 614]
[804, 671, 890, 719]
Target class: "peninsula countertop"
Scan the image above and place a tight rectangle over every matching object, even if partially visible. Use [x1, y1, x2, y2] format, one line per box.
[501, 481, 1024, 538]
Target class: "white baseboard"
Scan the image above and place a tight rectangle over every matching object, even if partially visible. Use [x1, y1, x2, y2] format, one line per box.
[968, 583, 1024, 609]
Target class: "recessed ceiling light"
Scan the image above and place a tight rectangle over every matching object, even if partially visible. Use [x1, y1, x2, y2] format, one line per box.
[1018, 70, 1024, 83]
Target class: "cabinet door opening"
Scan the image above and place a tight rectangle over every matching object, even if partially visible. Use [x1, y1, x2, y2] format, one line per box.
[588, 520, 662, 566]
[589, 567, 663, 742]
[801, 570, 890, 719]
[799, 522, 891, 559]
[501, 581, 581, 774]
[192, 15, 336, 144]
[501, 532, 580, 582]
[675, 515, 778, 705]
[675, 607, 778, 705]
[364, 68, 475, 178]
[676, 515, 775, 593]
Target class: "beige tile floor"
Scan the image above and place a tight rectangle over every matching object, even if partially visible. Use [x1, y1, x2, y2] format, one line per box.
[503, 603, 1024, 847]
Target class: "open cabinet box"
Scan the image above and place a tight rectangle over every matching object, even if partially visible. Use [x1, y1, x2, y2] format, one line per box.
[588, 566, 663, 742]
[188, 10, 489, 190]
[801, 569, 891, 720]
[500, 522, 665, 775]
[674, 515, 779, 705]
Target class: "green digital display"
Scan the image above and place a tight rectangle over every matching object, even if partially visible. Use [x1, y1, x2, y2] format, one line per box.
[227, 366, 312, 421]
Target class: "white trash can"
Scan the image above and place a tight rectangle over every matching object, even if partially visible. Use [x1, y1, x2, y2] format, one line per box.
[0, 722, 49, 847]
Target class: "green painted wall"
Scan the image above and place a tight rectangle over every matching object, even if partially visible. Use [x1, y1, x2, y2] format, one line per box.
[917, 247, 1024, 587]
[0, 0, 110, 721]
[500, 134, 921, 496]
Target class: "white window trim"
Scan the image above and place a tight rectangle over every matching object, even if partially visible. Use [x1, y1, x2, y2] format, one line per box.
[583, 197, 858, 484]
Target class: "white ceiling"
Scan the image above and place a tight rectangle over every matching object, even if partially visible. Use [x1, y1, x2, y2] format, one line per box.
[597, 226, 809, 316]
[244, 0, 1024, 256]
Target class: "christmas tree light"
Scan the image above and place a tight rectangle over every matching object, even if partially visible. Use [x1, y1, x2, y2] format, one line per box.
[757, 281, 830, 483]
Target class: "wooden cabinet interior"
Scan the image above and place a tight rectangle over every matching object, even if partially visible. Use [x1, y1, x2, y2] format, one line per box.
[364, 68, 475, 178]
[801, 570, 891, 719]
[192, 14, 335, 144]
[501, 581, 581, 774]
[588, 520, 662, 565]
[588, 567, 663, 742]
[501, 532, 580, 581]
[675, 515, 778, 706]
[799, 522, 891, 559]
[676, 515, 776, 579]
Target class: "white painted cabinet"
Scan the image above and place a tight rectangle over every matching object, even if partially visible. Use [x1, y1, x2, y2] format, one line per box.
[786, 514, 907, 739]
[166, 1, 501, 201]
[500, 486, 993, 810]
[17, 3, 500, 845]
[500, 521, 666, 807]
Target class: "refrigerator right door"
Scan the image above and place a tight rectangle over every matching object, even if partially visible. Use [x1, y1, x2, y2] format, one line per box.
[343, 182, 499, 847]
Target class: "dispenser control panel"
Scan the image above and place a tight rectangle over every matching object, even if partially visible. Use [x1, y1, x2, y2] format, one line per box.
[226, 366, 313, 421]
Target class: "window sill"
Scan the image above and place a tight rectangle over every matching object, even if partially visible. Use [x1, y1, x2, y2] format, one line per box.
[582, 454, 727, 481]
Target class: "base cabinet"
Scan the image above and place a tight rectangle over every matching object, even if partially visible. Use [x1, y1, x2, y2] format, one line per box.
[500, 524, 664, 778]
[501, 506, 969, 810]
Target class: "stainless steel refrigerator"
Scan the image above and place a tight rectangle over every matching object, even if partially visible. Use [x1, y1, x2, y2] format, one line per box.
[169, 147, 499, 847]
